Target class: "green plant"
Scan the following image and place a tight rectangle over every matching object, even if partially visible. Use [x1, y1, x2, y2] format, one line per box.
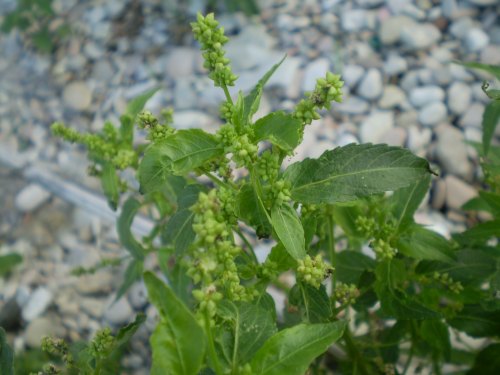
[9, 13, 498, 374]
[1, 0, 69, 53]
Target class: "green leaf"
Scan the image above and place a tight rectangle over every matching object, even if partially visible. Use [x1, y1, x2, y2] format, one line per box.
[468, 343, 500, 375]
[115, 259, 143, 302]
[462, 196, 494, 213]
[138, 146, 173, 194]
[117, 198, 145, 260]
[216, 301, 277, 365]
[271, 203, 306, 260]
[420, 320, 451, 360]
[0, 327, 14, 375]
[479, 191, 500, 215]
[163, 209, 195, 254]
[144, 272, 206, 375]
[336, 251, 376, 285]
[0, 253, 22, 277]
[448, 305, 500, 338]
[101, 162, 120, 210]
[32, 27, 53, 53]
[483, 100, 500, 155]
[244, 55, 286, 123]
[119, 114, 134, 146]
[389, 174, 430, 231]
[236, 184, 272, 239]
[115, 313, 146, 346]
[454, 220, 500, 245]
[284, 144, 431, 204]
[126, 87, 159, 120]
[253, 112, 303, 152]
[266, 243, 297, 273]
[457, 61, 500, 80]
[397, 225, 455, 262]
[289, 283, 332, 323]
[249, 321, 346, 375]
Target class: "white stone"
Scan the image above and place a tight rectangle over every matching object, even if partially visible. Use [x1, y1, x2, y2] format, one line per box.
[15, 184, 51, 212]
[383, 54, 408, 76]
[464, 28, 490, 52]
[63, 81, 92, 111]
[447, 81, 472, 116]
[22, 287, 53, 322]
[401, 23, 441, 50]
[129, 282, 148, 309]
[419, 102, 447, 126]
[104, 297, 134, 326]
[379, 85, 407, 109]
[379, 16, 415, 45]
[407, 125, 432, 152]
[436, 124, 472, 179]
[360, 111, 395, 143]
[174, 111, 218, 132]
[459, 102, 485, 128]
[342, 65, 365, 88]
[337, 133, 359, 147]
[335, 96, 370, 115]
[341, 9, 367, 32]
[25, 317, 64, 347]
[466, 0, 497, 5]
[445, 175, 477, 211]
[164, 48, 196, 78]
[409, 86, 445, 108]
[380, 127, 407, 146]
[357, 69, 383, 100]
[302, 58, 330, 91]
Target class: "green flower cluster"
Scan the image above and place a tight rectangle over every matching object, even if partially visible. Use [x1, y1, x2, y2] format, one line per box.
[216, 124, 258, 168]
[256, 150, 280, 182]
[191, 13, 237, 88]
[220, 100, 234, 121]
[265, 179, 291, 208]
[372, 238, 397, 260]
[334, 283, 360, 305]
[297, 254, 332, 288]
[137, 109, 174, 142]
[192, 284, 223, 321]
[88, 327, 116, 358]
[293, 72, 343, 125]
[41, 336, 73, 366]
[355, 213, 398, 260]
[420, 272, 463, 294]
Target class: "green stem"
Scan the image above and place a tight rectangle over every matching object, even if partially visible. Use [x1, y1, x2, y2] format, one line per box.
[235, 226, 258, 264]
[205, 312, 224, 375]
[222, 84, 233, 105]
[343, 327, 370, 375]
[202, 170, 236, 190]
[327, 212, 337, 294]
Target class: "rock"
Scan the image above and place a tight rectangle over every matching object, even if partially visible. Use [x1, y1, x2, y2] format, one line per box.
[357, 69, 383, 100]
[401, 23, 441, 50]
[76, 273, 115, 295]
[129, 282, 148, 309]
[447, 81, 472, 116]
[445, 175, 477, 211]
[63, 81, 92, 111]
[464, 28, 490, 52]
[104, 297, 134, 326]
[432, 179, 447, 209]
[379, 16, 415, 45]
[80, 297, 104, 318]
[409, 86, 445, 108]
[164, 48, 196, 78]
[360, 111, 395, 143]
[419, 102, 447, 126]
[379, 85, 407, 109]
[268, 57, 302, 96]
[481, 45, 500, 66]
[342, 65, 365, 88]
[335, 96, 370, 115]
[337, 133, 359, 147]
[436, 124, 472, 179]
[22, 287, 53, 322]
[25, 316, 65, 347]
[302, 58, 330, 91]
[380, 127, 407, 147]
[341, 9, 367, 32]
[459, 102, 485, 128]
[449, 64, 474, 81]
[383, 54, 408, 76]
[174, 79, 197, 110]
[15, 184, 51, 212]
[174, 111, 218, 132]
[466, 0, 497, 5]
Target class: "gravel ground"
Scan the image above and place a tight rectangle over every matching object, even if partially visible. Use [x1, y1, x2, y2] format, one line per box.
[0, 0, 499, 373]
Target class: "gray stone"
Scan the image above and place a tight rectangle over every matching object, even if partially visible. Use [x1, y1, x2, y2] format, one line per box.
[341, 9, 367, 32]
[447, 81, 472, 116]
[383, 54, 408, 76]
[449, 64, 475, 81]
[450, 17, 475, 39]
[442, 0, 458, 19]
[342, 65, 365, 89]
[174, 79, 197, 110]
[401, 23, 441, 50]
[409, 86, 445, 108]
[379, 85, 407, 109]
[22, 287, 53, 321]
[15, 184, 51, 212]
[63, 81, 92, 111]
[129, 282, 148, 309]
[174, 111, 218, 132]
[380, 127, 407, 147]
[407, 125, 432, 153]
[357, 69, 383, 100]
[25, 316, 65, 348]
[379, 16, 415, 45]
[466, 0, 497, 5]
[302, 58, 330, 91]
[81, 297, 104, 318]
[335, 96, 370, 115]
[445, 175, 477, 211]
[104, 297, 134, 326]
[432, 179, 447, 209]
[419, 102, 447, 126]
[459, 102, 485, 128]
[360, 111, 395, 143]
[164, 48, 196, 78]
[400, 71, 420, 92]
[337, 133, 359, 147]
[436, 124, 472, 179]
[464, 28, 490, 52]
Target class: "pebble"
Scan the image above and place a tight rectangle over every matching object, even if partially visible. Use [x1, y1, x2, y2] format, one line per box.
[459, 102, 485, 128]
[63, 81, 92, 111]
[445, 175, 477, 211]
[164, 48, 196, 78]
[103, 296, 134, 326]
[25, 316, 65, 347]
[464, 28, 490, 52]
[401, 23, 441, 50]
[174, 111, 218, 132]
[302, 58, 330, 91]
[380, 127, 407, 147]
[447, 81, 472, 116]
[419, 102, 448, 126]
[357, 69, 383, 101]
[379, 16, 415, 45]
[360, 111, 395, 143]
[436, 124, 472, 179]
[342, 65, 365, 89]
[129, 281, 148, 309]
[379, 85, 407, 109]
[409, 86, 446, 108]
[383, 54, 408, 76]
[432, 179, 447, 210]
[335, 96, 370, 115]
[22, 287, 53, 321]
[15, 184, 51, 213]
[341, 9, 367, 32]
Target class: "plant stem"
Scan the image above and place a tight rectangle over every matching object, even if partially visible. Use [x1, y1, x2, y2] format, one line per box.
[343, 327, 370, 375]
[327, 213, 337, 294]
[205, 312, 224, 375]
[222, 84, 233, 105]
[203, 170, 236, 190]
[235, 226, 258, 264]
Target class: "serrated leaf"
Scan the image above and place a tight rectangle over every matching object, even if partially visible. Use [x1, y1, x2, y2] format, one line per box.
[249, 321, 346, 375]
[236, 184, 272, 238]
[271, 204, 306, 260]
[101, 162, 120, 210]
[389, 174, 431, 231]
[397, 225, 455, 262]
[266, 243, 297, 272]
[479, 191, 500, 215]
[454, 220, 500, 245]
[144, 272, 206, 375]
[336, 251, 376, 285]
[457, 61, 500, 80]
[420, 320, 451, 360]
[163, 209, 195, 254]
[216, 301, 277, 365]
[284, 144, 431, 204]
[0, 253, 22, 277]
[468, 343, 500, 374]
[462, 196, 493, 213]
[448, 305, 500, 338]
[254, 112, 302, 152]
[126, 87, 159, 120]
[244, 55, 286, 123]
[115, 259, 143, 302]
[0, 328, 14, 375]
[289, 283, 332, 323]
[117, 198, 145, 260]
[483, 100, 500, 155]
